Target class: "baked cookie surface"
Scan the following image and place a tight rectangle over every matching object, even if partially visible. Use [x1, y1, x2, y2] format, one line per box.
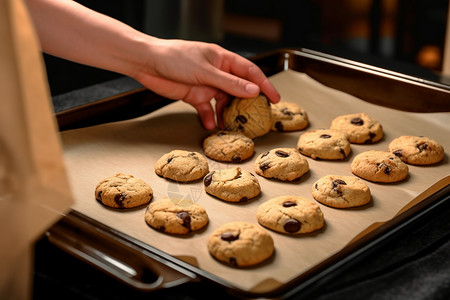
[95, 173, 153, 209]
[223, 94, 272, 139]
[155, 150, 209, 182]
[330, 113, 383, 144]
[312, 175, 371, 208]
[203, 131, 254, 163]
[144, 197, 208, 234]
[388, 135, 445, 165]
[257, 196, 324, 234]
[297, 129, 351, 160]
[207, 221, 274, 267]
[203, 167, 261, 202]
[254, 148, 309, 181]
[351, 150, 409, 183]
[270, 101, 309, 132]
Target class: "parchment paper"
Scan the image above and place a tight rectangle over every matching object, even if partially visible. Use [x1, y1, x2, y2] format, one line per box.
[60, 70, 450, 293]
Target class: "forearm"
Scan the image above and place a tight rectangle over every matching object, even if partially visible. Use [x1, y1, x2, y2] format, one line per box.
[24, 0, 151, 78]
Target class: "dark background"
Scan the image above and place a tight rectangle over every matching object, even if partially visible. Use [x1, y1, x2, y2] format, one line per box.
[43, 0, 449, 96]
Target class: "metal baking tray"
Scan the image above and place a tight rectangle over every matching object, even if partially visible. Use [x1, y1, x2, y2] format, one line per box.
[49, 49, 450, 299]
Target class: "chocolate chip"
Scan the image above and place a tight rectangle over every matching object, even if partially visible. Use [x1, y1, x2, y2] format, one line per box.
[188, 152, 196, 157]
[369, 132, 376, 140]
[114, 192, 127, 208]
[351, 117, 364, 126]
[275, 121, 284, 131]
[167, 156, 173, 164]
[332, 179, 347, 189]
[204, 172, 214, 186]
[393, 149, 403, 157]
[217, 131, 227, 137]
[96, 191, 102, 201]
[239, 197, 248, 203]
[177, 211, 191, 230]
[320, 134, 331, 139]
[157, 226, 166, 232]
[231, 155, 241, 163]
[315, 183, 318, 190]
[261, 151, 270, 158]
[418, 143, 428, 152]
[236, 115, 247, 124]
[229, 257, 238, 266]
[282, 201, 297, 207]
[339, 148, 346, 157]
[377, 163, 391, 175]
[221, 232, 239, 242]
[284, 219, 301, 233]
[260, 162, 271, 171]
[275, 150, 289, 157]
[281, 107, 293, 116]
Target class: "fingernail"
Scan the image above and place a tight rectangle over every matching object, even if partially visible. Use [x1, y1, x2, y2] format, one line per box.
[245, 83, 259, 95]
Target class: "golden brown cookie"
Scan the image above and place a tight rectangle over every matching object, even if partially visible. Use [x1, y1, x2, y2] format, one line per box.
[207, 221, 274, 267]
[388, 135, 445, 165]
[203, 167, 261, 202]
[351, 150, 409, 183]
[256, 196, 325, 234]
[155, 150, 209, 182]
[254, 148, 309, 181]
[312, 175, 371, 208]
[95, 173, 153, 208]
[145, 197, 208, 234]
[203, 131, 254, 163]
[223, 94, 272, 139]
[297, 129, 351, 160]
[270, 101, 309, 132]
[330, 113, 383, 144]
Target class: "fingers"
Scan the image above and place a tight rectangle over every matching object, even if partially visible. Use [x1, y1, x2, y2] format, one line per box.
[213, 91, 230, 129]
[203, 51, 280, 104]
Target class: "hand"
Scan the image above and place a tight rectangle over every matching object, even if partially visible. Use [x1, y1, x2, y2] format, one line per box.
[133, 39, 280, 130]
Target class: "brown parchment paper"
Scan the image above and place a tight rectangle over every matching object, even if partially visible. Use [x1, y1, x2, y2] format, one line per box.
[0, 0, 74, 298]
[60, 69, 450, 294]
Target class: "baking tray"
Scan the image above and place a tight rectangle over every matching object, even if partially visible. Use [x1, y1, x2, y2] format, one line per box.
[50, 49, 450, 299]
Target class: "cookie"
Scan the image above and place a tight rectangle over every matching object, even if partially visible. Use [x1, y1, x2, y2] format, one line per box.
[351, 150, 409, 183]
[270, 101, 309, 132]
[155, 150, 209, 182]
[203, 167, 261, 202]
[207, 221, 274, 267]
[388, 135, 445, 165]
[203, 131, 254, 163]
[330, 113, 383, 144]
[223, 94, 272, 139]
[256, 196, 324, 234]
[95, 173, 153, 208]
[297, 129, 351, 160]
[312, 175, 371, 208]
[145, 197, 208, 234]
[254, 148, 309, 181]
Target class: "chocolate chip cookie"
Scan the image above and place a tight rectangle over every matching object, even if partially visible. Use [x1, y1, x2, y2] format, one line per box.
[144, 197, 208, 234]
[223, 94, 272, 139]
[388, 135, 445, 165]
[95, 173, 153, 208]
[254, 148, 309, 181]
[203, 167, 261, 202]
[351, 150, 409, 183]
[270, 101, 309, 132]
[256, 196, 324, 234]
[203, 131, 254, 163]
[330, 113, 383, 144]
[297, 129, 351, 160]
[207, 221, 274, 267]
[155, 150, 209, 182]
[312, 175, 371, 208]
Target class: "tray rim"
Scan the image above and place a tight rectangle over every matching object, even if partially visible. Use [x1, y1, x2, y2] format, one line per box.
[51, 48, 450, 298]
